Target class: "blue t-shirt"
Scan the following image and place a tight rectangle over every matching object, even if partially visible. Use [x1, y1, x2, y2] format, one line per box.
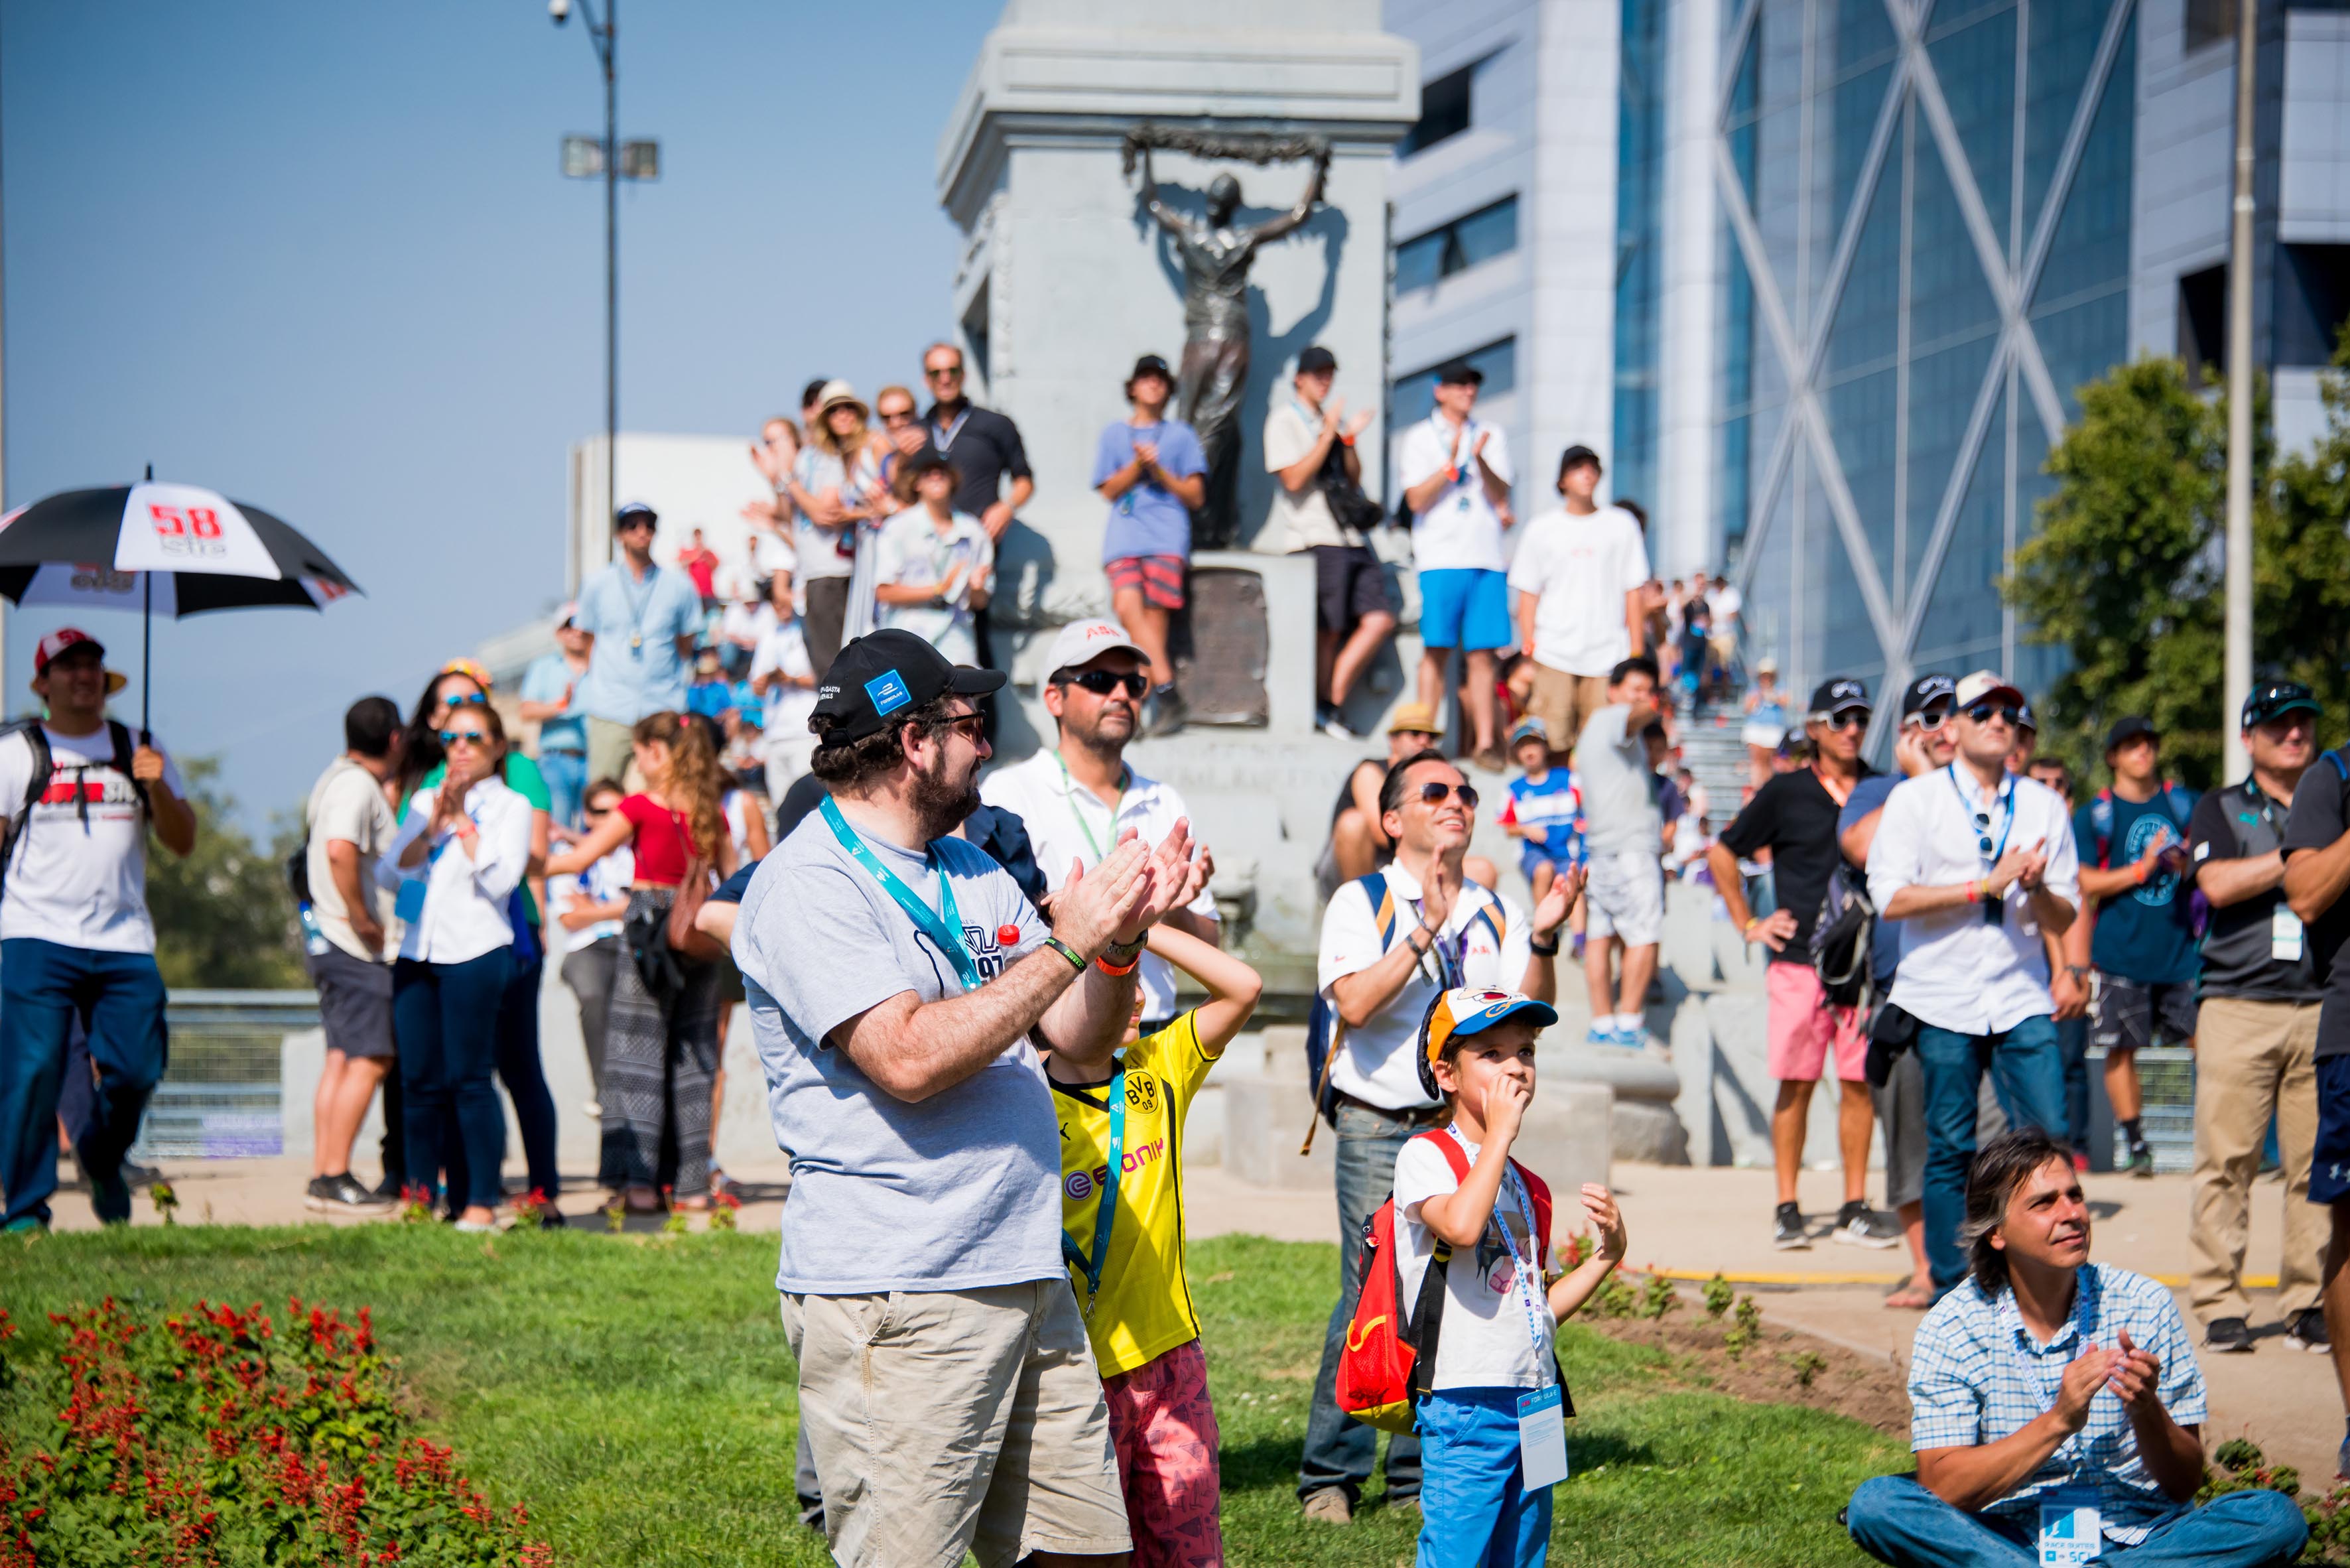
[573, 560, 703, 724]
[1839, 773, 1904, 986]
[686, 677, 733, 720]
[519, 652, 586, 754]
[1504, 769, 1585, 864]
[1092, 419, 1207, 564]
[2075, 787, 2200, 984]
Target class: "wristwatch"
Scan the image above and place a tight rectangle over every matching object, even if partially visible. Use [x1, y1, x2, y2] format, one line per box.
[1100, 934, 1146, 966]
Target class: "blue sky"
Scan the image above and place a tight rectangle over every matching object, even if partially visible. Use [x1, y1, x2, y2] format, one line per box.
[3, 0, 996, 827]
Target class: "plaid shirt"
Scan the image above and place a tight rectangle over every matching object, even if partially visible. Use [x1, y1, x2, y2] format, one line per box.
[1908, 1263, 2205, 1545]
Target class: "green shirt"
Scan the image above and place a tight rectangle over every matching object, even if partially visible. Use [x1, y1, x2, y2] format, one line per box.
[406, 753, 551, 925]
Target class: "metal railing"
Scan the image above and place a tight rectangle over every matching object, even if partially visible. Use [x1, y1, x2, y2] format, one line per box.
[130, 990, 319, 1162]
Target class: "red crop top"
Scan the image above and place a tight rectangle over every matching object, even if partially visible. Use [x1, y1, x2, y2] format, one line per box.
[619, 794, 695, 885]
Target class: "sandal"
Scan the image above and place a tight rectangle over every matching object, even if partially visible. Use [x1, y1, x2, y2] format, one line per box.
[1884, 1281, 1934, 1310]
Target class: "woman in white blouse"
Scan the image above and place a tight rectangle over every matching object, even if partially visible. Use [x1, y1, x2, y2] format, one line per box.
[379, 702, 535, 1230]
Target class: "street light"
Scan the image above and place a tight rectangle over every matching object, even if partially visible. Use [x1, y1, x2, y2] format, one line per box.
[550, 0, 659, 559]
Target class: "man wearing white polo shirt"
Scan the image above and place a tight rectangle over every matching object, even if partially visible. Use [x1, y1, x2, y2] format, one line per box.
[980, 619, 1221, 1031]
[1865, 671, 2081, 1299]
[1398, 360, 1515, 771]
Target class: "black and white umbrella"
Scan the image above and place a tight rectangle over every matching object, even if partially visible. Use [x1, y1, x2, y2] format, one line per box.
[0, 476, 363, 734]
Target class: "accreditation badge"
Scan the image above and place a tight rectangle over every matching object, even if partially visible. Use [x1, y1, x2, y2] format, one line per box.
[1516, 1385, 1568, 1490]
[2036, 1488, 2100, 1564]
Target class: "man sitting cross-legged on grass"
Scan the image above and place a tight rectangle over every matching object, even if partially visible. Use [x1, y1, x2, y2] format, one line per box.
[1045, 922, 1262, 1568]
[1846, 1128, 2307, 1568]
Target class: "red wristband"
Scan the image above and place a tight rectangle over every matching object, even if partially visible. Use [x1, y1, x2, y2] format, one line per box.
[1096, 952, 1140, 977]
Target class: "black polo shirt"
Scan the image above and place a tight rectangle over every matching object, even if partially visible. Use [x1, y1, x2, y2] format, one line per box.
[1719, 765, 1873, 964]
[920, 401, 1032, 519]
[2283, 750, 2350, 1059]
[2188, 778, 2319, 1003]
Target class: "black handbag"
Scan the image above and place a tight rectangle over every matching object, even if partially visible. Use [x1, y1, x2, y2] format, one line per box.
[1316, 440, 1386, 536]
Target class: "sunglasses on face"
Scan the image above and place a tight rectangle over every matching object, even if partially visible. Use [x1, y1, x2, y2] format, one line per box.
[1817, 710, 1870, 732]
[439, 729, 490, 748]
[1414, 781, 1480, 812]
[439, 691, 488, 709]
[1965, 702, 2024, 728]
[880, 409, 917, 426]
[1910, 704, 1954, 731]
[925, 365, 964, 381]
[934, 712, 986, 742]
[1067, 669, 1148, 698]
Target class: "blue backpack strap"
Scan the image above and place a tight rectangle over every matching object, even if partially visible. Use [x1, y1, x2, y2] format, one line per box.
[1357, 872, 1394, 950]
[1471, 899, 1504, 951]
[2329, 748, 2349, 783]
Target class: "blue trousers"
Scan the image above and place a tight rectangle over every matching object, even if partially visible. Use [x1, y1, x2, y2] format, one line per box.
[538, 748, 586, 833]
[495, 949, 559, 1199]
[1918, 1015, 2066, 1294]
[1, 939, 167, 1228]
[394, 950, 511, 1211]
[1415, 1388, 1553, 1568]
[1299, 1098, 1425, 1503]
[2058, 1013, 2091, 1151]
[1847, 1474, 2306, 1567]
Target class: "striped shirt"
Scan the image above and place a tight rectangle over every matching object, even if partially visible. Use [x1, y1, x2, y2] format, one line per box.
[1908, 1263, 2205, 1545]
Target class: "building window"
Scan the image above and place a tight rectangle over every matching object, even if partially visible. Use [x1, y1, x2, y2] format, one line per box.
[2279, 244, 2350, 367]
[2185, 0, 2236, 50]
[2177, 263, 2227, 383]
[1391, 338, 1517, 428]
[1400, 62, 1474, 157]
[1394, 197, 1520, 293]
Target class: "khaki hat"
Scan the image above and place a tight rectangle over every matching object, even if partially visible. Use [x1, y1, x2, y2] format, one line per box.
[814, 380, 868, 421]
[1386, 702, 1442, 737]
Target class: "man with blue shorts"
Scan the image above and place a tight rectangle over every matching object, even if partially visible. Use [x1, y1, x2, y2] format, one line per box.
[1399, 359, 1514, 771]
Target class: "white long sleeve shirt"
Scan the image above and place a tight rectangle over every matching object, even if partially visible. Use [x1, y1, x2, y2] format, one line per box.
[377, 776, 533, 965]
[1864, 764, 2080, 1035]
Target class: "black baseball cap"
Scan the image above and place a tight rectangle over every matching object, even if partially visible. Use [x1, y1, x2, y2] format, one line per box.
[1129, 354, 1172, 381]
[615, 501, 657, 529]
[810, 629, 1007, 743]
[1900, 673, 1957, 721]
[1435, 359, 1483, 386]
[1557, 444, 1602, 476]
[2243, 680, 2319, 729]
[2103, 715, 2158, 754]
[1297, 345, 1337, 375]
[1807, 677, 1870, 718]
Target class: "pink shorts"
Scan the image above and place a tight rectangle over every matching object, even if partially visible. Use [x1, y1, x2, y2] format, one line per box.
[1106, 553, 1188, 611]
[1766, 961, 1866, 1083]
[1102, 1337, 1223, 1568]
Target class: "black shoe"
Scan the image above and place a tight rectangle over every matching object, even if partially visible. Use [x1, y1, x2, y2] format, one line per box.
[308, 1175, 394, 1214]
[369, 1172, 405, 1204]
[2288, 1308, 2331, 1353]
[537, 1207, 568, 1230]
[119, 1159, 163, 1191]
[2124, 1142, 2157, 1179]
[2204, 1316, 2255, 1354]
[1143, 687, 1188, 738]
[88, 1166, 131, 1226]
[1773, 1201, 1809, 1250]
[1831, 1201, 1902, 1249]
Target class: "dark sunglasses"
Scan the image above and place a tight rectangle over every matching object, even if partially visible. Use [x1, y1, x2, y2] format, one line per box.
[1414, 780, 1480, 812]
[1965, 702, 2024, 728]
[880, 409, 917, 425]
[584, 803, 614, 817]
[933, 712, 987, 742]
[1067, 669, 1148, 699]
[1910, 704, 1954, 731]
[1816, 709, 1870, 732]
[438, 729, 491, 747]
[439, 691, 488, 709]
[924, 364, 964, 380]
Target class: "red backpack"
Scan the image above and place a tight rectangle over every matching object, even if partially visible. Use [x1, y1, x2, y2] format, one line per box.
[1336, 1128, 1571, 1434]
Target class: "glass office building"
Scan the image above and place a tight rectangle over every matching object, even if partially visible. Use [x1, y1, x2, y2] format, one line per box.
[1717, 0, 2136, 696]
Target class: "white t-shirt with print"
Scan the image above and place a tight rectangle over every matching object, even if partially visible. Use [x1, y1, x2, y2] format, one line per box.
[1508, 505, 1652, 677]
[1394, 1130, 1555, 1391]
[874, 507, 994, 667]
[0, 724, 185, 954]
[1398, 415, 1514, 572]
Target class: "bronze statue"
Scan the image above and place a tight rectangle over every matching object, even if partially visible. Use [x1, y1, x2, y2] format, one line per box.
[1127, 127, 1332, 550]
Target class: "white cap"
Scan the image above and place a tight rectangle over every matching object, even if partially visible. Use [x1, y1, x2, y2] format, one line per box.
[1954, 669, 2025, 710]
[1043, 618, 1147, 677]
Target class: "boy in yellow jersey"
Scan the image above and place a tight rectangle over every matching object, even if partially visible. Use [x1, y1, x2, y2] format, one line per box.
[1047, 921, 1262, 1568]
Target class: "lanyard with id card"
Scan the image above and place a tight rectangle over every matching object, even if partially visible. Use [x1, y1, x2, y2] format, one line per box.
[394, 805, 481, 924]
[2037, 1486, 2101, 1564]
[1950, 765, 2016, 928]
[820, 797, 983, 990]
[1483, 1147, 1569, 1490]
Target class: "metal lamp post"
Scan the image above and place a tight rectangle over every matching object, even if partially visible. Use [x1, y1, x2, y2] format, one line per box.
[550, 0, 658, 559]
[2221, 0, 2258, 782]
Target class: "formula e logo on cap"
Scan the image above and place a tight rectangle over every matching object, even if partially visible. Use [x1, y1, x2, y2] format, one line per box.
[866, 669, 911, 716]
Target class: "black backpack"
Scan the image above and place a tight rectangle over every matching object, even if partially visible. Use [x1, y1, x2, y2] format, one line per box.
[0, 718, 149, 905]
[1810, 860, 1876, 1011]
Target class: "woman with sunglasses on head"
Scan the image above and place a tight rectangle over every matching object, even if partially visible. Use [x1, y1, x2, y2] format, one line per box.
[395, 659, 564, 1217]
[547, 710, 738, 1212]
[787, 382, 893, 677]
[378, 703, 535, 1230]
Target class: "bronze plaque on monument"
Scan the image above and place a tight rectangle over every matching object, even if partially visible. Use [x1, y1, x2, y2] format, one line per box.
[1171, 567, 1269, 727]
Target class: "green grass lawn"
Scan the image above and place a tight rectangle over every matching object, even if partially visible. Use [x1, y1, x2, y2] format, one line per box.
[1, 1226, 1904, 1565]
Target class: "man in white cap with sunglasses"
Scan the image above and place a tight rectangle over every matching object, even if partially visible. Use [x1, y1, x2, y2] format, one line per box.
[1865, 670, 2080, 1300]
[980, 619, 1222, 1035]
[0, 628, 196, 1232]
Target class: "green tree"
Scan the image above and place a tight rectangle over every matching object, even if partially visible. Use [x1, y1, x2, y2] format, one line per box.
[2004, 342, 2350, 791]
[145, 755, 308, 990]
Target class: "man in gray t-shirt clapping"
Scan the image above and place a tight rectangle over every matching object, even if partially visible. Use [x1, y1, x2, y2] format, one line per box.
[1574, 655, 1666, 1046]
[733, 627, 1203, 1568]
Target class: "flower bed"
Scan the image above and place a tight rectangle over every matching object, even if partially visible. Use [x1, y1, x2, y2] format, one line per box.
[0, 1299, 549, 1567]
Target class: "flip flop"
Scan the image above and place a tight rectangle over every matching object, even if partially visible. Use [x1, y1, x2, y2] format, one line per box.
[1884, 1282, 1934, 1310]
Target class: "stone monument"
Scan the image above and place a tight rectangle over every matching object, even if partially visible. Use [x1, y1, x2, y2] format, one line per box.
[936, 0, 1418, 643]
[1128, 127, 1331, 550]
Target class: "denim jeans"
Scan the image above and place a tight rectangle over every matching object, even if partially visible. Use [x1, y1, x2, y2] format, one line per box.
[538, 748, 587, 834]
[1414, 1388, 1552, 1567]
[0, 939, 168, 1228]
[1298, 1097, 1427, 1504]
[394, 950, 513, 1211]
[2058, 1013, 2091, 1151]
[493, 950, 560, 1199]
[1847, 1473, 2306, 1567]
[1917, 1014, 2066, 1294]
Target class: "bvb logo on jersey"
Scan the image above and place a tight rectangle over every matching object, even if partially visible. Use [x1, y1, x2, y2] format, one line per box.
[1124, 1075, 1159, 1115]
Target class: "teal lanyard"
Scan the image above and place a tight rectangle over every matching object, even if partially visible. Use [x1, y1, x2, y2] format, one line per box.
[820, 796, 980, 990]
[1451, 1126, 1554, 1387]
[1063, 1058, 1126, 1317]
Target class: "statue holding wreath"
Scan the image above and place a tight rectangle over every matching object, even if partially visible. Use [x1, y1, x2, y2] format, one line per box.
[1125, 125, 1333, 550]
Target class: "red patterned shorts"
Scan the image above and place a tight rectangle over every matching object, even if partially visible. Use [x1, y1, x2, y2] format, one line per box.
[1102, 1337, 1223, 1568]
[1105, 553, 1188, 611]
